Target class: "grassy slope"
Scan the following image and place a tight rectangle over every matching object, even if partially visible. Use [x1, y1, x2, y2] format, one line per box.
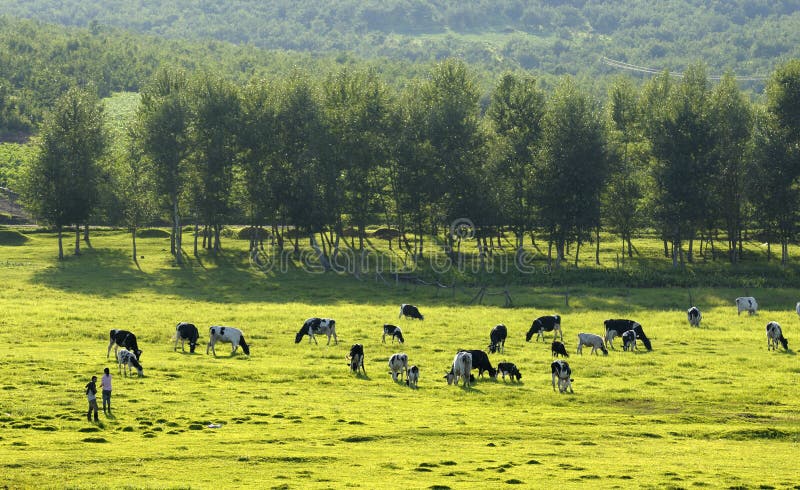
[0, 230, 799, 489]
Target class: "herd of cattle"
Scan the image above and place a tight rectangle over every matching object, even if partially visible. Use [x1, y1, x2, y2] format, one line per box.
[104, 298, 791, 393]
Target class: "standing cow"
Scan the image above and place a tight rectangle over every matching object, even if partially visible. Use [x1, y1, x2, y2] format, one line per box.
[687, 307, 702, 327]
[174, 322, 200, 353]
[399, 304, 424, 320]
[526, 315, 563, 342]
[735, 297, 758, 316]
[207, 326, 250, 356]
[107, 330, 142, 360]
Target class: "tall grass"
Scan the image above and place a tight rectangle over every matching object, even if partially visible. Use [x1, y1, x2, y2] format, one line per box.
[0, 230, 798, 488]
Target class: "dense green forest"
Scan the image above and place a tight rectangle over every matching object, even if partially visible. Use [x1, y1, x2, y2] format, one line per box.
[3, 0, 800, 92]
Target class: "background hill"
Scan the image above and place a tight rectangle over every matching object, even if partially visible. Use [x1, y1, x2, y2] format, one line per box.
[2, 0, 800, 94]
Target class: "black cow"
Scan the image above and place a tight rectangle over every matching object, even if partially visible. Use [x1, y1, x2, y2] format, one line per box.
[551, 340, 569, 357]
[347, 343, 366, 375]
[107, 329, 142, 360]
[604, 319, 652, 351]
[463, 349, 497, 378]
[174, 322, 199, 353]
[399, 304, 424, 320]
[488, 324, 507, 354]
[382, 324, 405, 344]
[526, 315, 563, 342]
[496, 362, 522, 381]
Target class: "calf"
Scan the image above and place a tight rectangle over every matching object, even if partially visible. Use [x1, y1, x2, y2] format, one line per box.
[577, 333, 608, 356]
[687, 307, 702, 327]
[116, 349, 143, 377]
[622, 330, 637, 352]
[464, 349, 497, 378]
[551, 360, 573, 394]
[445, 351, 472, 387]
[551, 340, 569, 358]
[526, 315, 563, 342]
[388, 353, 409, 382]
[382, 324, 405, 344]
[496, 362, 522, 382]
[107, 329, 142, 360]
[174, 322, 199, 353]
[488, 324, 507, 354]
[406, 365, 420, 388]
[604, 319, 652, 351]
[295, 318, 338, 345]
[347, 343, 366, 375]
[766, 321, 789, 351]
[207, 326, 250, 356]
[735, 296, 758, 316]
[399, 304, 424, 320]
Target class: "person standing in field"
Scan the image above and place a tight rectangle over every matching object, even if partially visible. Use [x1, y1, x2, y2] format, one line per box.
[85, 375, 99, 422]
[101, 367, 112, 414]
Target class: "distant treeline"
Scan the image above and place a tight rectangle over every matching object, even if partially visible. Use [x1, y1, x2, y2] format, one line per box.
[17, 59, 800, 269]
[3, 1, 800, 93]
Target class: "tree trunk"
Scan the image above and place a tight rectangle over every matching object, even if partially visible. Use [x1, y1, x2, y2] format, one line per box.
[595, 227, 601, 265]
[83, 223, 90, 242]
[132, 227, 138, 261]
[173, 198, 183, 264]
[194, 222, 199, 256]
[574, 239, 581, 268]
[74, 226, 81, 255]
[57, 226, 64, 260]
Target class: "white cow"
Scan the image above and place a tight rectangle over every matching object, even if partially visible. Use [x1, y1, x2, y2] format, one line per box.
[117, 349, 144, 377]
[388, 353, 409, 382]
[735, 297, 758, 316]
[577, 333, 608, 356]
[207, 326, 250, 356]
[446, 351, 472, 387]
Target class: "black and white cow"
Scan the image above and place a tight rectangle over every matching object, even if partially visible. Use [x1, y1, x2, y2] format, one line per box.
[551, 340, 569, 357]
[174, 322, 200, 353]
[604, 319, 652, 351]
[446, 351, 472, 387]
[107, 329, 142, 360]
[406, 365, 420, 388]
[295, 318, 338, 345]
[496, 362, 522, 382]
[577, 333, 608, 356]
[551, 360, 573, 394]
[399, 304, 424, 320]
[766, 322, 789, 351]
[526, 315, 563, 342]
[687, 307, 702, 327]
[463, 349, 497, 378]
[622, 330, 637, 352]
[347, 343, 366, 375]
[117, 349, 144, 377]
[382, 324, 405, 344]
[388, 353, 409, 381]
[735, 296, 758, 316]
[207, 326, 250, 356]
[488, 324, 507, 354]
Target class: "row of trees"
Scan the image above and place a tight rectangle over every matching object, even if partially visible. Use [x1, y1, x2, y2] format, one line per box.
[20, 59, 800, 268]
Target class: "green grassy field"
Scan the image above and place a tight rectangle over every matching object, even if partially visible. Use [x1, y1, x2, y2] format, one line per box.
[1, 229, 799, 489]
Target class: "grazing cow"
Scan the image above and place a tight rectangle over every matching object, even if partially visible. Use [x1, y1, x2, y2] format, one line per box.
[116, 349, 143, 377]
[446, 351, 472, 387]
[107, 329, 142, 360]
[295, 318, 338, 345]
[496, 362, 522, 382]
[464, 349, 497, 378]
[388, 353, 409, 382]
[347, 344, 366, 375]
[406, 365, 420, 388]
[526, 315, 563, 342]
[399, 304, 424, 320]
[551, 360, 573, 394]
[687, 307, 702, 327]
[622, 330, 637, 352]
[766, 322, 789, 351]
[577, 333, 609, 356]
[604, 319, 652, 351]
[174, 322, 200, 353]
[488, 324, 507, 354]
[551, 340, 569, 358]
[207, 326, 250, 356]
[382, 324, 405, 344]
[735, 296, 758, 316]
